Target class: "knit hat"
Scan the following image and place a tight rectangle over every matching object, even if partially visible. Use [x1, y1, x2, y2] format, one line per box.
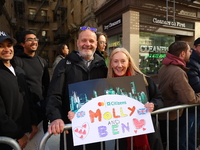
[194, 37, 200, 46]
[0, 31, 16, 45]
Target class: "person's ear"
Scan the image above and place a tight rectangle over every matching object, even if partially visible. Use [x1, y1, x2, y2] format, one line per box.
[180, 51, 185, 58]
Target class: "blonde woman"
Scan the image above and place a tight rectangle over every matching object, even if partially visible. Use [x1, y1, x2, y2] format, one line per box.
[107, 47, 164, 150]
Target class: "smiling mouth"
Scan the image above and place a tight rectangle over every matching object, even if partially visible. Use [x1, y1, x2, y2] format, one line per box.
[116, 69, 124, 72]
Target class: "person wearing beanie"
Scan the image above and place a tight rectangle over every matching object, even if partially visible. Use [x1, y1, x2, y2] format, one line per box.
[186, 37, 200, 150]
[0, 31, 38, 149]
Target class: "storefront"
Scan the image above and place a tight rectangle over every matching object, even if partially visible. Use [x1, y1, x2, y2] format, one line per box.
[139, 32, 175, 74]
[95, 0, 200, 75]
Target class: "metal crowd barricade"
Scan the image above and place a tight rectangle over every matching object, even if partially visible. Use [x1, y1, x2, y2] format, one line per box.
[152, 104, 200, 150]
[39, 104, 200, 150]
[39, 123, 72, 150]
[0, 136, 21, 150]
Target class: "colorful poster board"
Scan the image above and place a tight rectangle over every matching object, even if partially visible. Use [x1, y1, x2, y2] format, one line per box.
[68, 75, 154, 146]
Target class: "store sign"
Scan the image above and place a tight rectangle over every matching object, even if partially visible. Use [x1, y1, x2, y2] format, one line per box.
[140, 45, 168, 53]
[178, 10, 196, 17]
[148, 53, 166, 58]
[152, 18, 186, 28]
[104, 18, 122, 30]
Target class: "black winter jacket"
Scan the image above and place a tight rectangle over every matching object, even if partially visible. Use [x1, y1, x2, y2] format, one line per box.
[186, 49, 200, 93]
[145, 77, 164, 110]
[186, 49, 200, 113]
[13, 50, 50, 124]
[13, 53, 50, 103]
[0, 61, 36, 140]
[46, 51, 108, 123]
[146, 77, 164, 150]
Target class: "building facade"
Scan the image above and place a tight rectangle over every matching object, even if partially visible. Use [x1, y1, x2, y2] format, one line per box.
[0, 0, 99, 67]
[95, 0, 200, 74]
[0, 0, 56, 66]
[1, 0, 200, 75]
[0, 0, 16, 37]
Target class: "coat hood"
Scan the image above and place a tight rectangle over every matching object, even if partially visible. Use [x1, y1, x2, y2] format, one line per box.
[162, 52, 186, 67]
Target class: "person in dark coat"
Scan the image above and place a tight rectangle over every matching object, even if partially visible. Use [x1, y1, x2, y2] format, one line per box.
[46, 27, 108, 150]
[95, 32, 109, 66]
[185, 38, 200, 150]
[13, 31, 50, 132]
[0, 31, 37, 150]
[52, 43, 69, 73]
[158, 41, 200, 150]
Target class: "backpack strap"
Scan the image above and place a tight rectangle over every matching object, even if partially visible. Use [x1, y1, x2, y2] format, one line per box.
[37, 56, 45, 68]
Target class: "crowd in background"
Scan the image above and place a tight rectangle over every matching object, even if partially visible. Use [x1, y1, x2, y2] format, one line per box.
[0, 27, 200, 150]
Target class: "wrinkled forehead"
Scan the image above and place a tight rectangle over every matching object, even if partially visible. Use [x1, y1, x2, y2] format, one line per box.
[78, 30, 97, 40]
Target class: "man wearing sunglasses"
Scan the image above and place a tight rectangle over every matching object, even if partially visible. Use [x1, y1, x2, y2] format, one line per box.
[46, 27, 107, 150]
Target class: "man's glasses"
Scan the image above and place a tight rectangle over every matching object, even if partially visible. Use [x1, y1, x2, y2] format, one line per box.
[25, 38, 39, 42]
[80, 26, 97, 32]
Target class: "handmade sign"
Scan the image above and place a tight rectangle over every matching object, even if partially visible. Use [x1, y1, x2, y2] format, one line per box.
[72, 95, 154, 146]
[68, 75, 155, 146]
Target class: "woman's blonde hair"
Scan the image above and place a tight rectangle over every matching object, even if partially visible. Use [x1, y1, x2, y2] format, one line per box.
[107, 47, 148, 85]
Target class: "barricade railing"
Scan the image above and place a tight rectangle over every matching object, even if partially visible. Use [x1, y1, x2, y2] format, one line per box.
[152, 104, 200, 150]
[39, 104, 200, 150]
[0, 136, 21, 150]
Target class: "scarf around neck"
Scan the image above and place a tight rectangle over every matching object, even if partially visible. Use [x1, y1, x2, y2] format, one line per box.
[162, 52, 186, 67]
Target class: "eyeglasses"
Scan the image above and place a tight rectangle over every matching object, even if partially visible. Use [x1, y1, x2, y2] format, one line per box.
[25, 38, 39, 42]
[80, 26, 97, 32]
[98, 41, 107, 45]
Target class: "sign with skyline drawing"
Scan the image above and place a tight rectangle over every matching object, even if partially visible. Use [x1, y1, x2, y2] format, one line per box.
[68, 75, 154, 146]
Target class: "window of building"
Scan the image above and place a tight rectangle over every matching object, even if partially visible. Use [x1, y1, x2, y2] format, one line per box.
[29, 9, 36, 15]
[41, 30, 46, 37]
[41, 10, 47, 21]
[139, 32, 175, 74]
[29, 9, 36, 20]
[41, 10, 47, 17]
[42, 31, 49, 41]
